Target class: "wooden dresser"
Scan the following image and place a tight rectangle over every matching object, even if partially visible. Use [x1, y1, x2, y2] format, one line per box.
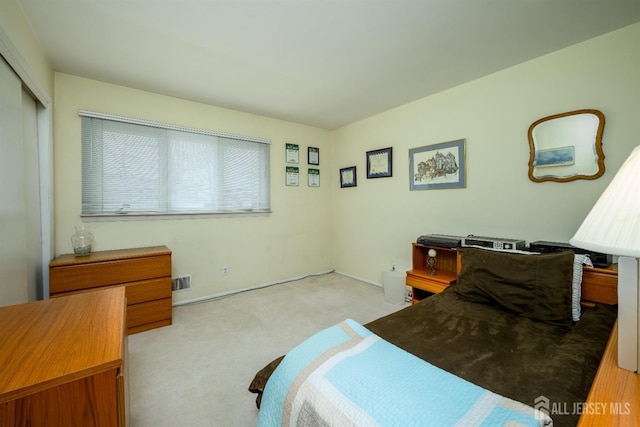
[49, 245, 172, 334]
[0, 287, 127, 426]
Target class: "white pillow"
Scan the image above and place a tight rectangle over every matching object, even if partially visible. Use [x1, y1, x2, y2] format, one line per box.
[462, 245, 590, 321]
[572, 254, 592, 321]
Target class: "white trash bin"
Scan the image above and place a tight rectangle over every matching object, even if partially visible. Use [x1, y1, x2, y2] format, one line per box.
[382, 270, 406, 305]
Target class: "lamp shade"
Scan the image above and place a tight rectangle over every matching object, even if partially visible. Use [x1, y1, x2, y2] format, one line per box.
[570, 145, 640, 257]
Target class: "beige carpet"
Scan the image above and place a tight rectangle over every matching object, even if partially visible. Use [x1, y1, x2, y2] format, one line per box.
[127, 272, 407, 427]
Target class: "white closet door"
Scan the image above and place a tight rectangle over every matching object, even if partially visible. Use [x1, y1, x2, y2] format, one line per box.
[23, 88, 42, 302]
[0, 57, 28, 306]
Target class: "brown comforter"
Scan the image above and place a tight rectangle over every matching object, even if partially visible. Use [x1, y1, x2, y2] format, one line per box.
[249, 287, 616, 427]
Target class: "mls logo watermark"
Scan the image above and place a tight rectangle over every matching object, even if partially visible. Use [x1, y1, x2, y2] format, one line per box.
[534, 395, 632, 417]
[534, 395, 550, 422]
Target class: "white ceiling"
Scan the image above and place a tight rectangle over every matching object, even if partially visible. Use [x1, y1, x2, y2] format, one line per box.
[17, 0, 640, 129]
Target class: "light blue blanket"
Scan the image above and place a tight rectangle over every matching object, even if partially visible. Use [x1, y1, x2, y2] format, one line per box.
[258, 319, 552, 427]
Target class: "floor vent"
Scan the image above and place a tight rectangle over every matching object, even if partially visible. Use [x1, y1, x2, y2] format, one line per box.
[172, 275, 192, 292]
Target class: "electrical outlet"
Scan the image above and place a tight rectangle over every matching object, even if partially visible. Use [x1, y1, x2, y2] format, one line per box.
[222, 266, 229, 276]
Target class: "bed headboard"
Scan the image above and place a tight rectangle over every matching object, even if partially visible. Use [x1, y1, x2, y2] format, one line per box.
[581, 264, 618, 305]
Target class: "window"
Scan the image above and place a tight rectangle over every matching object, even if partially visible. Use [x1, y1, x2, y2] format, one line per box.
[80, 111, 270, 216]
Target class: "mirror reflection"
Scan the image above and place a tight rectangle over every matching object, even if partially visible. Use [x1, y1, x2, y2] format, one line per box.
[528, 109, 605, 182]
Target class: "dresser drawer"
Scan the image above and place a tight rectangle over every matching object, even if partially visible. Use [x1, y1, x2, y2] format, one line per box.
[125, 278, 171, 305]
[581, 267, 618, 304]
[48, 278, 171, 303]
[50, 255, 171, 294]
[127, 299, 172, 333]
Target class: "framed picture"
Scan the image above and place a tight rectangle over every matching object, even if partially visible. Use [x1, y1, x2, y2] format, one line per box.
[308, 146, 320, 165]
[409, 139, 466, 190]
[285, 166, 299, 186]
[340, 166, 357, 188]
[367, 147, 393, 178]
[366, 147, 392, 178]
[286, 143, 299, 164]
[308, 168, 320, 187]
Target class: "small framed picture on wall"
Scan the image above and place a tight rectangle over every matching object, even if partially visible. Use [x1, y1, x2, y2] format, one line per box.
[366, 147, 392, 178]
[308, 146, 319, 165]
[286, 143, 299, 164]
[286, 166, 299, 186]
[308, 168, 320, 187]
[340, 166, 357, 188]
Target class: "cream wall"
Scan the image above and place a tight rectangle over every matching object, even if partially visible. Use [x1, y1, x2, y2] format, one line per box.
[0, 0, 53, 97]
[333, 23, 640, 284]
[54, 74, 334, 303]
[10, 2, 640, 301]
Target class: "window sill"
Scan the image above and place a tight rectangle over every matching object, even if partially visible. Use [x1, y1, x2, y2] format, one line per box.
[81, 210, 272, 222]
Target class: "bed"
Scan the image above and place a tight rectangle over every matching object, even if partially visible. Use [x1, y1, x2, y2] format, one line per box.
[249, 247, 618, 427]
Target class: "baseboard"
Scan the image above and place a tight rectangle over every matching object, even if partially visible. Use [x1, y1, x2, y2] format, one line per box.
[172, 269, 336, 306]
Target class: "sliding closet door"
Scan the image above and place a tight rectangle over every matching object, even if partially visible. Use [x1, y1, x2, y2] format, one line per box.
[0, 57, 29, 306]
[23, 88, 42, 301]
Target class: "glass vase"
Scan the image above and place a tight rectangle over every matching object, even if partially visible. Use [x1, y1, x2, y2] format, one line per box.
[71, 225, 94, 256]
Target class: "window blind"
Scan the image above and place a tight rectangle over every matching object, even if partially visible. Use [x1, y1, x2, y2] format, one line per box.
[80, 111, 270, 216]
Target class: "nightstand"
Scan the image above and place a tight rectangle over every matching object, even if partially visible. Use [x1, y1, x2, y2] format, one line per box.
[406, 243, 460, 304]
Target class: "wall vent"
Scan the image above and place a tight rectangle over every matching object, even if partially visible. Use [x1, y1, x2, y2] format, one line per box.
[172, 275, 192, 292]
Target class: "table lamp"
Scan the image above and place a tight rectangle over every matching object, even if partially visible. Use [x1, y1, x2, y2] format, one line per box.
[570, 145, 640, 372]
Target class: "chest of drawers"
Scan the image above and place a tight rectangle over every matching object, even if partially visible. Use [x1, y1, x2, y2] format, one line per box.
[49, 245, 172, 334]
[0, 287, 127, 426]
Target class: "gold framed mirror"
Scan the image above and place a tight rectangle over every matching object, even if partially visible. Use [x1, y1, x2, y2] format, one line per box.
[528, 109, 605, 182]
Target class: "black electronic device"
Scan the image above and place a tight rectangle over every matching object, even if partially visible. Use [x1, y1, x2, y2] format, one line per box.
[416, 234, 463, 249]
[528, 240, 610, 268]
